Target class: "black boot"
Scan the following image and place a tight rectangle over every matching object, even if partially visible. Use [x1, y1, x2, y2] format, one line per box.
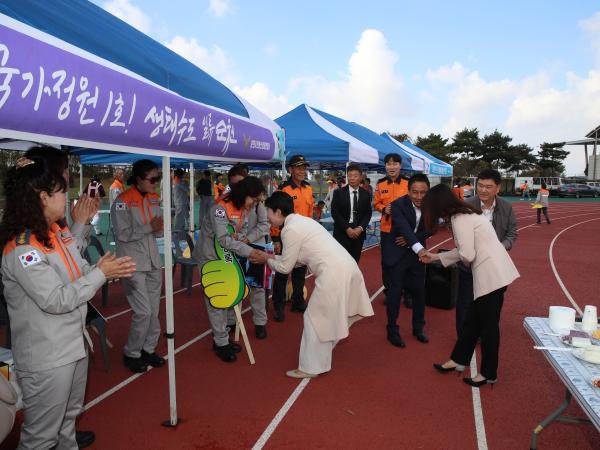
[255, 325, 267, 339]
[123, 355, 148, 373]
[141, 350, 166, 367]
[76, 430, 95, 449]
[213, 343, 237, 362]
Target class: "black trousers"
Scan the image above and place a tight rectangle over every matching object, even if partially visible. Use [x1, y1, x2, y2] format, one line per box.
[537, 207, 550, 224]
[272, 266, 307, 308]
[334, 232, 364, 263]
[450, 287, 506, 380]
[456, 267, 474, 336]
[384, 257, 426, 335]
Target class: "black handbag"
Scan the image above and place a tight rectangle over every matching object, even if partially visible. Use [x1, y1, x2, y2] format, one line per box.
[425, 249, 458, 310]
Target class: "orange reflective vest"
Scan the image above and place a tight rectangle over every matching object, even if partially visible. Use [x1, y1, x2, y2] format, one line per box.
[270, 179, 314, 241]
[373, 176, 408, 233]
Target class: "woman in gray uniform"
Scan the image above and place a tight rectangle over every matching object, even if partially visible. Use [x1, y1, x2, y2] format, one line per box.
[0, 155, 135, 450]
[111, 159, 166, 373]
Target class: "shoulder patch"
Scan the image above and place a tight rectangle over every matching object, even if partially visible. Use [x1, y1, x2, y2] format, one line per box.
[115, 202, 128, 210]
[19, 249, 42, 268]
[215, 208, 226, 219]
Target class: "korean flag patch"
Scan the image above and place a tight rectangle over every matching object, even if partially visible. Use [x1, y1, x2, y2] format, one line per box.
[115, 203, 128, 210]
[215, 208, 226, 219]
[19, 250, 42, 268]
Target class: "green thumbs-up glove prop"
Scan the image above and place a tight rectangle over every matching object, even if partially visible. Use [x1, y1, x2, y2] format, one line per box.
[201, 224, 249, 309]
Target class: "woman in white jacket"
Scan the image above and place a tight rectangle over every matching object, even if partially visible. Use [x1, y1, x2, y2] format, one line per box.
[257, 192, 374, 379]
[420, 184, 519, 388]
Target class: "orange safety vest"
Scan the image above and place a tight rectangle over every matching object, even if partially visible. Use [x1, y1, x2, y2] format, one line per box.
[216, 198, 245, 233]
[373, 176, 409, 233]
[270, 179, 314, 241]
[452, 186, 464, 200]
[110, 179, 125, 193]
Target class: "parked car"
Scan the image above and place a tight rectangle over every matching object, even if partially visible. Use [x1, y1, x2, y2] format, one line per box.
[586, 181, 600, 193]
[557, 184, 599, 198]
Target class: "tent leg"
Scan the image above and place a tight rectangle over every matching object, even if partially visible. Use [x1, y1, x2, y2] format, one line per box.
[161, 156, 179, 428]
[189, 162, 195, 237]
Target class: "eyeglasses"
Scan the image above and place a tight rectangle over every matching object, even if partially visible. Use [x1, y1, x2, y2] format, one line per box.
[144, 176, 161, 184]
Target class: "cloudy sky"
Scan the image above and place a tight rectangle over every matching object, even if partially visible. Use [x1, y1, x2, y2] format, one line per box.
[94, 0, 600, 175]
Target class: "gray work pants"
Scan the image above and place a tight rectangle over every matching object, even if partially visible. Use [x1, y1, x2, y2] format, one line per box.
[17, 357, 88, 450]
[123, 270, 162, 357]
[199, 195, 213, 225]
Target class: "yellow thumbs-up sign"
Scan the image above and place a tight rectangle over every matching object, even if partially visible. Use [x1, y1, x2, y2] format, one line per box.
[201, 224, 249, 309]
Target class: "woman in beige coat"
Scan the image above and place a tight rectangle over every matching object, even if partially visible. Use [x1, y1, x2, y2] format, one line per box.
[258, 192, 374, 379]
[420, 184, 519, 388]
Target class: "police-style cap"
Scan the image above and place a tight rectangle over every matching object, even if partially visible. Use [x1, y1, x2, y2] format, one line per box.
[286, 154, 309, 167]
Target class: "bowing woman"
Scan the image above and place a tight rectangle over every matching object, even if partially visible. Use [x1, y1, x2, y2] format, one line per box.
[259, 191, 374, 379]
[0, 156, 135, 449]
[419, 184, 519, 388]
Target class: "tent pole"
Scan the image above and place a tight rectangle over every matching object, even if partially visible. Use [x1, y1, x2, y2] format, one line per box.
[189, 162, 195, 238]
[161, 156, 178, 427]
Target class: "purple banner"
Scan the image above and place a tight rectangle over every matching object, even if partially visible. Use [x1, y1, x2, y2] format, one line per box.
[0, 23, 278, 161]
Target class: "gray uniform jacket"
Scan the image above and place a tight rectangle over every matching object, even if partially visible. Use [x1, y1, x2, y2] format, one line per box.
[193, 202, 254, 266]
[465, 195, 518, 251]
[0, 224, 106, 372]
[173, 181, 189, 209]
[246, 203, 270, 245]
[111, 187, 162, 272]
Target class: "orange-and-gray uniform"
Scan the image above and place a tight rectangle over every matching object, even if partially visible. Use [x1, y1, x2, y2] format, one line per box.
[373, 175, 409, 234]
[214, 182, 225, 200]
[172, 177, 189, 234]
[1, 224, 105, 448]
[535, 188, 551, 224]
[109, 178, 125, 206]
[271, 179, 314, 310]
[192, 199, 254, 346]
[110, 186, 163, 359]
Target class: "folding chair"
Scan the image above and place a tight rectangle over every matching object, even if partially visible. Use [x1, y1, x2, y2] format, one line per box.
[172, 232, 199, 296]
[83, 236, 110, 307]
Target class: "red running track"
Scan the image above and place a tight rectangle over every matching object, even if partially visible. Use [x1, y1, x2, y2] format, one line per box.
[1, 201, 600, 449]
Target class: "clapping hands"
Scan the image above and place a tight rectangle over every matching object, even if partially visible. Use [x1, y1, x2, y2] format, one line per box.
[71, 194, 100, 224]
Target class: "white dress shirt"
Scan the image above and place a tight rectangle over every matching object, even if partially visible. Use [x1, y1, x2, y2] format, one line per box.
[349, 187, 359, 225]
[411, 202, 425, 255]
[481, 199, 496, 223]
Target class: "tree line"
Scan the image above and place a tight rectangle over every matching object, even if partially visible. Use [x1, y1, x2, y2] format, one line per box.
[392, 128, 569, 177]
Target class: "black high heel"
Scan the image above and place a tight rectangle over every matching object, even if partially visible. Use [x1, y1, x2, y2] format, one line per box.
[433, 363, 465, 375]
[463, 377, 497, 388]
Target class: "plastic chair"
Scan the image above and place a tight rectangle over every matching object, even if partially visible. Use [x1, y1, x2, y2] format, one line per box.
[83, 236, 110, 307]
[172, 232, 199, 296]
[85, 303, 110, 372]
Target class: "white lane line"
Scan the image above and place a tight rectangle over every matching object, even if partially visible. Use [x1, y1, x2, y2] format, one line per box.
[548, 217, 600, 316]
[469, 354, 488, 450]
[251, 285, 385, 450]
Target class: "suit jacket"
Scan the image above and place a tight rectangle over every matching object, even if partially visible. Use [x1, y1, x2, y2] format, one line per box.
[439, 213, 520, 299]
[465, 195, 517, 251]
[383, 195, 431, 267]
[331, 185, 372, 241]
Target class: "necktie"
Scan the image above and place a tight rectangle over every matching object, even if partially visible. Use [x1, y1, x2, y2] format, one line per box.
[352, 190, 358, 225]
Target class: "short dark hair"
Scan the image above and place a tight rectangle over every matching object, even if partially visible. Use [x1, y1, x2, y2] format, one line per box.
[422, 184, 481, 233]
[265, 191, 294, 216]
[365, 178, 371, 183]
[173, 168, 185, 178]
[408, 173, 430, 190]
[317, 200, 325, 206]
[226, 176, 265, 209]
[476, 169, 501, 185]
[346, 163, 363, 174]
[228, 163, 248, 179]
[203, 170, 211, 177]
[541, 182, 547, 189]
[128, 159, 159, 186]
[384, 153, 402, 164]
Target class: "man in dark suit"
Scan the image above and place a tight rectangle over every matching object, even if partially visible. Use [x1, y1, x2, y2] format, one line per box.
[385, 174, 431, 348]
[331, 163, 373, 263]
[456, 168, 518, 335]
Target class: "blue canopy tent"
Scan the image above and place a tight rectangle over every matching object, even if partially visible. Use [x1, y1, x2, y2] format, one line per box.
[381, 133, 453, 177]
[276, 104, 415, 170]
[0, 0, 283, 427]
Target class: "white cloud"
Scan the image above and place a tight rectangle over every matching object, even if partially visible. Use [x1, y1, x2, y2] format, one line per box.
[426, 62, 468, 86]
[103, 0, 151, 33]
[233, 82, 291, 119]
[207, 0, 234, 17]
[291, 29, 414, 131]
[164, 35, 238, 86]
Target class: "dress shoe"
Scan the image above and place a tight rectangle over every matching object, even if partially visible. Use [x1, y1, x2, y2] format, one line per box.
[463, 377, 497, 388]
[213, 344, 237, 362]
[290, 301, 307, 313]
[433, 363, 465, 374]
[123, 355, 148, 373]
[255, 325, 267, 339]
[213, 341, 241, 353]
[76, 430, 95, 449]
[413, 330, 429, 343]
[387, 333, 406, 348]
[286, 369, 318, 379]
[141, 350, 166, 368]
[273, 306, 285, 322]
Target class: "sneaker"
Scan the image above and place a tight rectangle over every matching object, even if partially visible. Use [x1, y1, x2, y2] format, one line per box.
[213, 343, 237, 362]
[141, 350, 166, 368]
[123, 355, 148, 373]
[255, 325, 267, 339]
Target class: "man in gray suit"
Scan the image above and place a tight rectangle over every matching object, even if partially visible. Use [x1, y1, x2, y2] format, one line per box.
[456, 168, 518, 335]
